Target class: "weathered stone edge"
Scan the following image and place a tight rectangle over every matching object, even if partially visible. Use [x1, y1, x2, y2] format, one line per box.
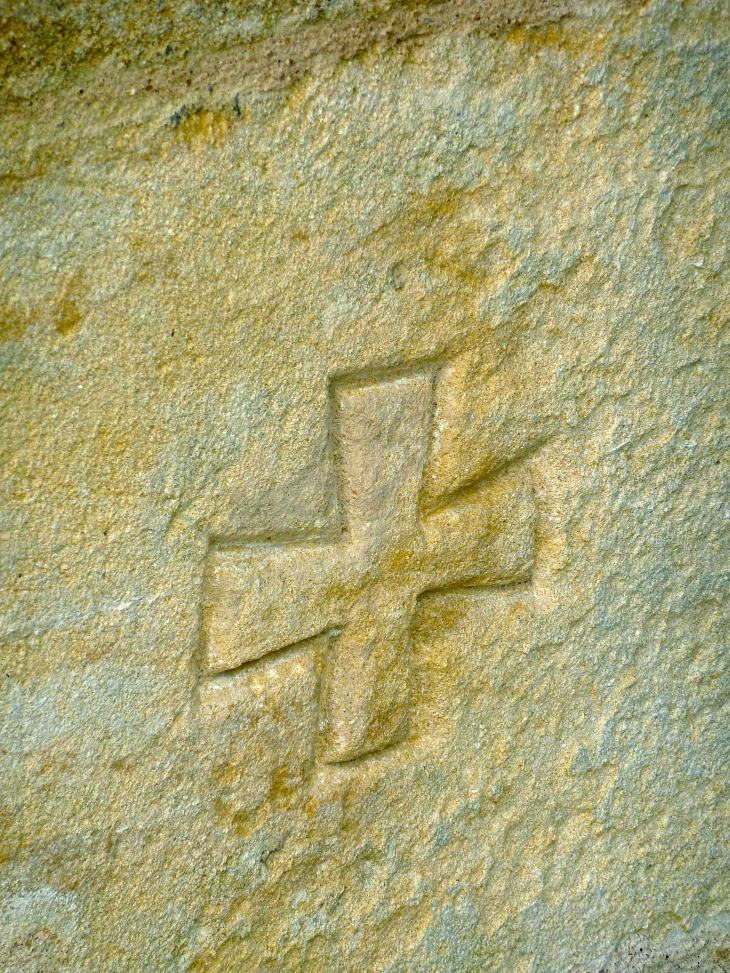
[1, 0, 637, 185]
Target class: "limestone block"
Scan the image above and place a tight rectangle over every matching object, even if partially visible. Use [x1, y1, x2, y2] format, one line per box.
[1, 0, 728, 970]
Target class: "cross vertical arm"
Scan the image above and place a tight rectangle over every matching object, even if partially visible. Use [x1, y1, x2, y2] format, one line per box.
[318, 596, 414, 764]
[333, 371, 434, 539]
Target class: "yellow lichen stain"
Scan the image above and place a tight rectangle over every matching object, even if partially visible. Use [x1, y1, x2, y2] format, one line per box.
[177, 110, 229, 151]
[504, 16, 597, 57]
[413, 592, 468, 640]
[52, 272, 87, 336]
[268, 765, 299, 802]
[0, 304, 31, 343]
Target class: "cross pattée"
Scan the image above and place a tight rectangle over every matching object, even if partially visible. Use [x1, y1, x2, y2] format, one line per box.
[202, 366, 535, 765]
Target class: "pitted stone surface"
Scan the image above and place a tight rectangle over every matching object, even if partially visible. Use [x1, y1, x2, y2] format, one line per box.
[0, 1, 728, 971]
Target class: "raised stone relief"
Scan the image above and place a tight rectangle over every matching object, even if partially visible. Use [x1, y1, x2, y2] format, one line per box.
[201, 363, 536, 764]
[3, 0, 727, 967]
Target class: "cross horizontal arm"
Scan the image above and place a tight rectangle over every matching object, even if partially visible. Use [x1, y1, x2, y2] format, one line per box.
[421, 467, 536, 592]
[203, 542, 351, 673]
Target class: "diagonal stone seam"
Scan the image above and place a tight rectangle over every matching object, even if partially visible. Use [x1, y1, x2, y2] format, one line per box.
[200, 361, 536, 765]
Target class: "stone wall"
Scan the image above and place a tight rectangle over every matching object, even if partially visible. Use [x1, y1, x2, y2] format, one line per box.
[1, 1, 728, 970]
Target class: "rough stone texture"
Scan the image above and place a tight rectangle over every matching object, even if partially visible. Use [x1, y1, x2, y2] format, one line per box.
[1, 0, 729, 971]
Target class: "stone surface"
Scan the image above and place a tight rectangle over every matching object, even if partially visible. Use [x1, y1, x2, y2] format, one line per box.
[1, 0, 729, 971]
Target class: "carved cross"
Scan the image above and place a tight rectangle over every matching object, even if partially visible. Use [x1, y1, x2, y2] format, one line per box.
[202, 366, 535, 764]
